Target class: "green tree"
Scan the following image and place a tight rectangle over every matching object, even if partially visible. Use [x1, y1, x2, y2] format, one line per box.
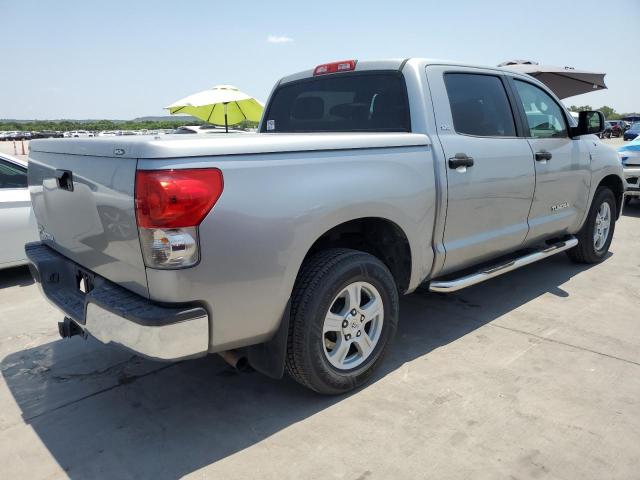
[597, 106, 620, 120]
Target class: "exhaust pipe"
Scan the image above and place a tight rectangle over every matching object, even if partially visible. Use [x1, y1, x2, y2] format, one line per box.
[218, 349, 251, 372]
[58, 317, 84, 339]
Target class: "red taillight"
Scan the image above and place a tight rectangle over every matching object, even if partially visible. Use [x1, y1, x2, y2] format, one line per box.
[313, 59, 357, 76]
[135, 168, 223, 228]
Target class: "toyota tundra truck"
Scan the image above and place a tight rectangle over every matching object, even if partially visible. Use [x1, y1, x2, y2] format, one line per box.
[25, 58, 624, 394]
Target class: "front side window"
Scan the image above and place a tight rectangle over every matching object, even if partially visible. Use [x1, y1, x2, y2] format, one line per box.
[0, 159, 27, 189]
[262, 72, 410, 133]
[444, 73, 516, 137]
[514, 80, 567, 138]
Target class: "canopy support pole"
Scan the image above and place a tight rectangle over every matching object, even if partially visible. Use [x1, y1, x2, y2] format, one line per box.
[224, 102, 229, 133]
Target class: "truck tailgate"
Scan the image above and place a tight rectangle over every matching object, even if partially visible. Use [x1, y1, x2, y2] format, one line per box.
[27, 150, 148, 297]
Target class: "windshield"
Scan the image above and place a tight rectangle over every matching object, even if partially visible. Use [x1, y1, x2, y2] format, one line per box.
[262, 72, 411, 133]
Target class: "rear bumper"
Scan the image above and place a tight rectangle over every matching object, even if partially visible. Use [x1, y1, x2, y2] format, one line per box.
[25, 242, 209, 361]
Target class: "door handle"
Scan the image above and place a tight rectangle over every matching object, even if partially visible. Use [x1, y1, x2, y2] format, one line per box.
[448, 153, 474, 169]
[535, 150, 552, 162]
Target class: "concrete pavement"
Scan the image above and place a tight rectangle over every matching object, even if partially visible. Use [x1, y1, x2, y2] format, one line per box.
[0, 195, 639, 479]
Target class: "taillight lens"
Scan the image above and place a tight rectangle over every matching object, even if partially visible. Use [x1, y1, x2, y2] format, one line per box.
[135, 168, 223, 228]
[135, 168, 223, 269]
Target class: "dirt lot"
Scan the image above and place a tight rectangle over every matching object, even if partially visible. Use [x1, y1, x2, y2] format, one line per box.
[1, 136, 639, 479]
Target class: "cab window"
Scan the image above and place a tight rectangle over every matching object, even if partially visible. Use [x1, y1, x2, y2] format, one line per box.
[444, 73, 517, 137]
[513, 80, 568, 138]
[262, 72, 410, 133]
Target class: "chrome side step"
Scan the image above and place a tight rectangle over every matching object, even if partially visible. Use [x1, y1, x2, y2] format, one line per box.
[429, 237, 578, 293]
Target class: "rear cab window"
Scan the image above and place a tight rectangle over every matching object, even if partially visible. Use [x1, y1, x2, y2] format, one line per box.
[261, 72, 411, 133]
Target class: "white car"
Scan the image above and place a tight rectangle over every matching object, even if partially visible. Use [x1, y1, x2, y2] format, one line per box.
[0, 153, 39, 269]
[69, 130, 94, 138]
[619, 136, 640, 204]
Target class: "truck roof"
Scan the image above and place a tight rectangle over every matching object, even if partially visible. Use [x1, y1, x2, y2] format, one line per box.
[278, 58, 513, 85]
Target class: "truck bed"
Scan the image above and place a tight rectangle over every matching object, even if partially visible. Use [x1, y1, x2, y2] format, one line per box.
[28, 132, 430, 300]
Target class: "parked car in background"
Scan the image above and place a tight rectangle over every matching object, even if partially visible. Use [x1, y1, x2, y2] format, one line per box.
[623, 122, 640, 141]
[608, 120, 626, 137]
[619, 136, 640, 206]
[606, 121, 625, 138]
[600, 122, 614, 139]
[31, 131, 64, 139]
[173, 125, 247, 135]
[68, 130, 94, 138]
[0, 153, 39, 269]
[7, 131, 31, 141]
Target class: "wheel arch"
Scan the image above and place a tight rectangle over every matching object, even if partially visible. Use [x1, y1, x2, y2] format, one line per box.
[248, 216, 413, 380]
[301, 217, 413, 294]
[598, 174, 625, 219]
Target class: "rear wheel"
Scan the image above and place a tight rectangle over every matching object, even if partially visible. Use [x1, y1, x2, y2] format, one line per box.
[286, 249, 399, 394]
[567, 187, 616, 264]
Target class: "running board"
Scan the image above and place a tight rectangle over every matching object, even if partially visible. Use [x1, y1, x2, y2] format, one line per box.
[429, 237, 578, 293]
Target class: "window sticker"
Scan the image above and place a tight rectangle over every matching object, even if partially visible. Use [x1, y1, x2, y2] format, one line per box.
[266, 120, 275, 131]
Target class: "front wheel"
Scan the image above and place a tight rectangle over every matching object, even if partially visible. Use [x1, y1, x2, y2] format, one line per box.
[567, 187, 616, 264]
[286, 249, 399, 394]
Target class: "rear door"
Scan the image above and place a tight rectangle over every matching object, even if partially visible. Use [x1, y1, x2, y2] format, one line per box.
[426, 66, 535, 275]
[509, 78, 591, 242]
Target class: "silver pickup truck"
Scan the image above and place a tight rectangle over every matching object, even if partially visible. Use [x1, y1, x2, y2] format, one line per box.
[26, 58, 624, 394]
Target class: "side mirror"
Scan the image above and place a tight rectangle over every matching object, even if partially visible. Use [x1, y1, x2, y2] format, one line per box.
[570, 111, 605, 137]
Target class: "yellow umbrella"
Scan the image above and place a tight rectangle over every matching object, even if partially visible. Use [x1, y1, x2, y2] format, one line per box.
[165, 85, 263, 132]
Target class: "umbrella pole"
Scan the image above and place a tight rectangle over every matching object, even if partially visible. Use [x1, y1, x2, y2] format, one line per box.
[224, 102, 229, 133]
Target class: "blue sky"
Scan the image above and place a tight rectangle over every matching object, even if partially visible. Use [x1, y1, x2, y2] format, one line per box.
[2, 0, 638, 119]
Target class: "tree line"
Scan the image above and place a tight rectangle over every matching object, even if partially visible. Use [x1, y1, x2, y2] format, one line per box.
[568, 105, 635, 120]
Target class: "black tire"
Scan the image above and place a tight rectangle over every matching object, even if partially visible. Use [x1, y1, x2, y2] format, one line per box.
[567, 187, 616, 264]
[286, 248, 399, 394]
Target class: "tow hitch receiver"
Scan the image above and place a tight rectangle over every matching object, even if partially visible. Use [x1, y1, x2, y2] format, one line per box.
[58, 316, 85, 339]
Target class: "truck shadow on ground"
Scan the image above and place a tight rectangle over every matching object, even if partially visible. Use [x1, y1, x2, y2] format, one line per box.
[1, 254, 601, 479]
[622, 202, 640, 218]
[0, 266, 34, 289]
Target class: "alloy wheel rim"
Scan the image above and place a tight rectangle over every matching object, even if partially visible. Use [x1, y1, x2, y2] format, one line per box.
[593, 202, 611, 251]
[322, 281, 384, 370]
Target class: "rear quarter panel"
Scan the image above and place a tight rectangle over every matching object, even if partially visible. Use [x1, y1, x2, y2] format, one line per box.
[140, 143, 436, 351]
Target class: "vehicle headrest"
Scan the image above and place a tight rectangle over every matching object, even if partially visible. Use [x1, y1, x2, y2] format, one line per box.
[292, 96, 324, 120]
[371, 92, 405, 127]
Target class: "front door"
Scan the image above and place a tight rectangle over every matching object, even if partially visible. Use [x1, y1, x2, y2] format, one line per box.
[426, 67, 536, 275]
[509, 79, 592, 243]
